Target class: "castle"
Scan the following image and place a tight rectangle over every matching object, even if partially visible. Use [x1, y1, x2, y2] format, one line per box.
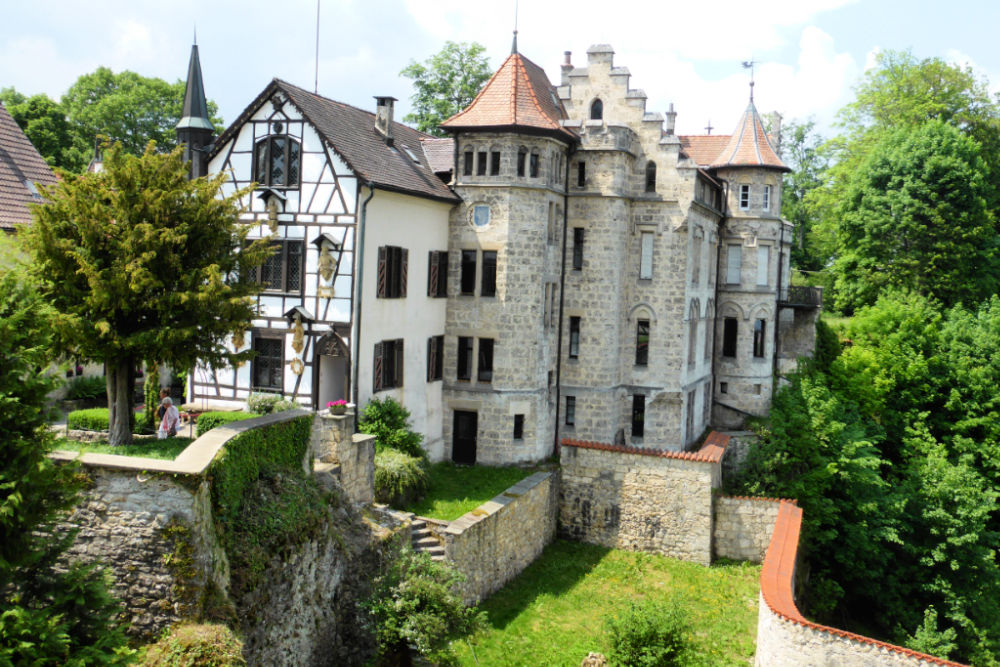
[183, 40, 820, 463]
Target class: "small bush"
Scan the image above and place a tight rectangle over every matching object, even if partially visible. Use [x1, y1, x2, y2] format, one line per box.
[359, 396, 425, 458]
[142, 623, 245, 666]
[605, 599, 692, 667]
[65, 375, 106, 401]
[374, 449, 429, 508]
[365, 547, 482, 665]
[246, 393, 299, 415]
[67, 407, 109, 431]
[196, 411, 261, 437]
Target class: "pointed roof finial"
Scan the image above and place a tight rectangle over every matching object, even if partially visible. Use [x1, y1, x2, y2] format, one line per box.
[511, 0, 518, 54]
[742, 58, 756, 102]
[193, 25, 197, 46]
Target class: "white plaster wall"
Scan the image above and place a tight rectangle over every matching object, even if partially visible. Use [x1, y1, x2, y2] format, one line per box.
[357, 190, 451, 456]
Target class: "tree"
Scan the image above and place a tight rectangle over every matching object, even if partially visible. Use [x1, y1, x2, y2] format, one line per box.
[0, 270, 131, 663]
[400, 41, 493, 136]
[779, 119, 829, 272]
[23, 142, 272, 446]
[0, 88, 87, 171]
[831, 120, 999, 312]
[62, 67, 223, 160]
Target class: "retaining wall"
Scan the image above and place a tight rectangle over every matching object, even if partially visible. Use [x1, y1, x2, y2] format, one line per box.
[713, 495, 783, 563]
[558, 432, 727, 566]
[310, 410, 375, 504]
[756, 501, 967, 667]
[439, 470, 558, 603]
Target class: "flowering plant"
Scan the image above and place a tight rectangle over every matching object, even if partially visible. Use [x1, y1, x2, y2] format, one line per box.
[326, 400, 347, 408]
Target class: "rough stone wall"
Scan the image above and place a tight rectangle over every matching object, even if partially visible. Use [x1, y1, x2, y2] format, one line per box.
[559, 442, 719, 565]
[713, 496, 781, 563]
[310, 412, 375, 503]
[62, 469, 228, 640]
[756, 594, 957, 667]
[442, 471, 558, 603]
[777, 306, 821, 375]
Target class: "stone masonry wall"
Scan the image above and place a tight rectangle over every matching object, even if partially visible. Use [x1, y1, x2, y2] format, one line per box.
[310, 410, 375, 504]
[713, 496, 782, 563]
[559, 435, 726, 565]
[61, 468, 228, 640]
[441, 471, 558, 603]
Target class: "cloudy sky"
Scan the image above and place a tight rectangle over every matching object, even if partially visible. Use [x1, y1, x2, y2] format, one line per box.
[2, 0, 999, 137]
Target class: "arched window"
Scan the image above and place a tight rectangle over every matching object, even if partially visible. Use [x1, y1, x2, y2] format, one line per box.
[645, 160, 657, 192]
[590, 99, 603, 120]
[254, 135, 301, 187]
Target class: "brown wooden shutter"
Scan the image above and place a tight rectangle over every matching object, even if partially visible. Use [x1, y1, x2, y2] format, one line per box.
[426, 336, 435, 381]
[395, 339, 404, 387]
[373, 341, 384, 392]
[428, 251, 438, 297]
[400, 249, 408, 297]
[377, 247, 387, 298]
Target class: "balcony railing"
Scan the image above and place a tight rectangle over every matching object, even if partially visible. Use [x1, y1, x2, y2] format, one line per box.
[778, 285, 823, 309]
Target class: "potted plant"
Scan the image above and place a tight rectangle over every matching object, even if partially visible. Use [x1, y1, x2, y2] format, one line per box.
[327, 399, 348, 415]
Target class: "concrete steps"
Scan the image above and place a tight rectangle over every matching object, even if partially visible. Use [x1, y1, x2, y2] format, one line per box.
[410, 518, 446, 561]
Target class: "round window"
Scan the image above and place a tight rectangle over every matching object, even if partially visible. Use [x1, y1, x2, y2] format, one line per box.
[472, 204, 491, 228]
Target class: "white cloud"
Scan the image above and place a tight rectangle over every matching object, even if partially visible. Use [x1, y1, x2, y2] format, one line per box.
[0, 36, 95, 98]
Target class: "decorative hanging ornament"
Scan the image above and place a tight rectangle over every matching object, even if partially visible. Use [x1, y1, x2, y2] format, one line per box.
[291, 314, 305, 354]
[267, 198, 279, 233]
[232, 329, 246, 351]
[318, 243, 335, 282]
[290, 358, 305, 376]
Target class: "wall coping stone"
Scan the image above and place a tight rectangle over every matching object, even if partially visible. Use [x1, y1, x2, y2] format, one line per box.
[561, 430, 729, 464]
[760, 500, 967, 667]
[440, 471, 553, 535]
[719, 494, 796, 504]
[50, 409, 313, 476]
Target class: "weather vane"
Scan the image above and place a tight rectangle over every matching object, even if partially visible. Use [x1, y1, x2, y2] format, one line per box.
[742, 58, 756, 102]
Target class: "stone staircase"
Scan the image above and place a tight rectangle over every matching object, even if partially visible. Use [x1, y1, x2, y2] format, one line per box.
[410, 518, 446, 561]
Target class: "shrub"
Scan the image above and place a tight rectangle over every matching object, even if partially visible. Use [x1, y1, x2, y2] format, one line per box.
[196, 411, 261, 437]
[365, 547, 482, 665]
[246, 392, 299, 415]
[359, 397, 425, 458]
[142, 623, 245, 666]
[374, 449, 429, 508]
[605, 599, 692, 667]
[67, 407, 109, 431]
[65, 374, 106, 401]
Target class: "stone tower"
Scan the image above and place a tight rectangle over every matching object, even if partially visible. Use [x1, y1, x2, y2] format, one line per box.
[439, 42, 577, 464]
[176, 42, 214, 179]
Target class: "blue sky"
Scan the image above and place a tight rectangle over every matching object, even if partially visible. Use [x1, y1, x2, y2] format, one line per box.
[1, 0, 998, 138]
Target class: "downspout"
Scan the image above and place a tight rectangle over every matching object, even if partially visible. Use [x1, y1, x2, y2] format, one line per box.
[352, 183, 376, 432]
[710, 181, 729, 417]
[772, 214, 785, 383]
[553, 144, 575, 456]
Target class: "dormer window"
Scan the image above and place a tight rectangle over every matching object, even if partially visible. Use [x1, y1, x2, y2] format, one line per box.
[590, 99, 603, 120]
[254, 134, 301, 188]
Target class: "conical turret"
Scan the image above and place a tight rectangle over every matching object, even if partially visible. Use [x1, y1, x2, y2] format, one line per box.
[176, 42, 214, 178]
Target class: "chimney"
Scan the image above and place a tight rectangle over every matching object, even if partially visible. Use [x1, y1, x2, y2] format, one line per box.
[374, 96, 396, 146]
[561, 51, 572, 85]
[665, 103, 677, 136]
[769, 111, 783, 156]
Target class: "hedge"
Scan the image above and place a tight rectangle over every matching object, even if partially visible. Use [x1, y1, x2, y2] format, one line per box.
[66, 407, 148, 433]
[207, 414, 314, 529]
[195, 411, 262, 437]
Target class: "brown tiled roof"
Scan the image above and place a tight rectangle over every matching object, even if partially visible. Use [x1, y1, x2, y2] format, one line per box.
[440, 52, 576, 141]
[710, 101, 789, 171]
[420, 137, 454, 175]
[679, 135, 731, 168]
[211, 80, 458, 203]
[0, 103, 58, 230]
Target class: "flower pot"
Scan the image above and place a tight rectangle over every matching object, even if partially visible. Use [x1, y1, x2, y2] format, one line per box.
[330, 405, 347, 415]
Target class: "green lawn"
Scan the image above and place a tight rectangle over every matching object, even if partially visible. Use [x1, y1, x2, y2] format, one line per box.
[405, 462, 542, 521]
[53, 437, 194, 460]
[454, 540, 760, 666]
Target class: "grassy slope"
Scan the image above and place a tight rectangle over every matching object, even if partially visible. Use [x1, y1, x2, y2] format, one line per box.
[405, 463, 540, 521]
[455, 540, 760, 666]
[53, 437, 194, 460]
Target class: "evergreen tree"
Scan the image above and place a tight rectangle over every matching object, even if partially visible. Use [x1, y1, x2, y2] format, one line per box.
[23, 142, 272, 446]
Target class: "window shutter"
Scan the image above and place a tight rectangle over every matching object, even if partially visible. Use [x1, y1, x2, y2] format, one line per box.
[373, 342, 384, 392]
[377, 247, 387, 297]
[428, 251, 438, 297]
[400, 249, 408, 297]
[396, 339, 404, 387]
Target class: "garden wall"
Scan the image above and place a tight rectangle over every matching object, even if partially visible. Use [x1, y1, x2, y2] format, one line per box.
[713, 495, 783, 563]
[310, 409, 375, 504]
[755, 501, 967, 667]
[558, 432, 728, 566]
[439, 471, 559, 603]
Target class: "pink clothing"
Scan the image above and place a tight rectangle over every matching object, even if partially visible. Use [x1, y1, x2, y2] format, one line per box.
[159, 404, 180, 435]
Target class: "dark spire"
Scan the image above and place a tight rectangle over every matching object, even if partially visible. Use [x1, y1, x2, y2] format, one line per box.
[176, 43, 213, 132]
[511, 30, 518, 54]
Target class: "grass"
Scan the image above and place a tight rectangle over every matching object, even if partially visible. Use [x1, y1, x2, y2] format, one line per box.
[821, 311, 853, 334]
[404, 462, 541, 521]
[454, 540, 761, 666]
[53, 437, 194, 460]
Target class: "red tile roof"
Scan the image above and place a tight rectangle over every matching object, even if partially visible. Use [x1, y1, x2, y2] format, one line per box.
[420, 137, 454, 175]
[0, 103, 58, 230]
[441, 52, 576, 141]
[679, 135, 731, 168]
[561, 430, 729, 464]
[710, 101, 789, 171]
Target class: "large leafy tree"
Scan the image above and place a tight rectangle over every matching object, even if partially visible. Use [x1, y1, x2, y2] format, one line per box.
[0, 269, 131, 663]
[24, 142, 272, 446]
[0, 88, 87, 171]
[831, 120, 998, 312]
[779, 119, 829, 272]
[400, 41, 492, 136]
